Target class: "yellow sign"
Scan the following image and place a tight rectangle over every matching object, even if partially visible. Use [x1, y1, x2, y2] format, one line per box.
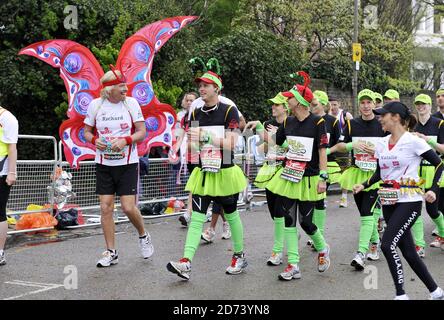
[353, 43, 362, 62]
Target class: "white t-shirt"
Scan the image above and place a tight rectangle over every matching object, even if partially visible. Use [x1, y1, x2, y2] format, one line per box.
[375, 132, 431, 203]
[0, 109, 19, 176]
[84, 97, 144, 166]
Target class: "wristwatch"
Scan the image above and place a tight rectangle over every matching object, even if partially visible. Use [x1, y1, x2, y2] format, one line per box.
[319, 172, 329, 181]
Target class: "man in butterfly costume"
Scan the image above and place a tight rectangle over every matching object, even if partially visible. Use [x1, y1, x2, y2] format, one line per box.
[19, 16, 197, 267]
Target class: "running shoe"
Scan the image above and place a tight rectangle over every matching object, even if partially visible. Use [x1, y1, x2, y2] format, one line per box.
[432, 228, 438, 237]
[278, 264, 301, 281]
[318, 244, 331, 272]
[430, 287, 444, 300]
[378, 217, 386, 233]
[0, 251, 6, 266]
[226, 253, 248, 275]
[267, 252, 283, 266]
[307, 239, 316, 251]
[367, 242, 380, 261]
[429, 236, 444, 249]
[394, 294, 410, 300]
[221, 221, 231, 240]
[96, 250, 118, 268]
[178, 213, 190, 227]
[139, 234, 154, 259]
[167, 258, 191, 280]
[339, 197, 348, 208]
[201, 227, 216, 243]
[416, 246, 425, 258]
[351, 252, 366, 271]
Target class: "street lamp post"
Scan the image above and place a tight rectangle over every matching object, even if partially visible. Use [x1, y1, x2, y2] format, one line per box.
[352, 0, 359, 117]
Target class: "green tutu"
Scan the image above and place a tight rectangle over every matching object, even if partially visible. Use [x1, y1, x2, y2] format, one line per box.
[254, 162, 281, 189]
[185, 165, 247, 197]
[266, 168, 326, 201]
[419, 165, 435, 189]
[327, 161, 342, 185]
[339, 167, 380, 191]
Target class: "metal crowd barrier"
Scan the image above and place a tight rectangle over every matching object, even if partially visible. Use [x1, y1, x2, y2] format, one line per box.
[7, 135, 59, 234]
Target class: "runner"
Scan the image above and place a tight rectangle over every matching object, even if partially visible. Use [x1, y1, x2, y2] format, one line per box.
[353, 101, 444, 300]
[265, 72, 331, 280]
[167, 70, 247, 280]
[328, 96, 353, 208]
[0, 106, 18, 266]
[310, 90, 341, 241]
[383, 89, 400, 103]
[374, 92, 383, 108]
[330, 89, 385, 270]
[84, 68, 154, 267]
[412, 93, 444, 254]
[244, 92, 288, 265]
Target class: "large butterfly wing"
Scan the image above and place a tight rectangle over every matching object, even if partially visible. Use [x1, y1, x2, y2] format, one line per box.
[116, 16, 198, 156]
[19, 40, 104, 168]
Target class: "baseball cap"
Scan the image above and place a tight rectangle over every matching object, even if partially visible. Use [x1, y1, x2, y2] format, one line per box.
[374, 92, 383, 102]
[436, 88, 444, 96]
[358, 89, 375, 102]
[195, 71, 223, 90]
[269, 92, 289, 108]
[313, 90, 329, 106]
[383, 89, 400, 100]
[414, 94, 432, 105]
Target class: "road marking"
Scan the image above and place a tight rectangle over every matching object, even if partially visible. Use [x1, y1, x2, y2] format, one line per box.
[3, 280, 64, 300]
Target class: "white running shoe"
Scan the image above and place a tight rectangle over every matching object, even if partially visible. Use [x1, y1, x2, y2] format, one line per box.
[167, 258, 191, 280]
[139, 234, 154, 259]
[278, 264, 301, 281]
[226, 253, 248, 275]
[351, 252, 366, 271]
[0, 251, 6, 266]
[416, 246, 426, 258]
[430, 287, 444, 300]
[205, 211, 212, 222]
[394, 294, 410, 300]
[367, 242, 380, 261]
[96, 250, 118, 267]
[339, 197, 348, 208]
[429, 236, 444, 249]
[432, 228, 438, 237]
[201, 227, 216, 243]
[267, 252, 283, 266]
[178, 213, 190, 227]
[306, 239, 316, 251]
[318, 244, 331, 273]
[221, 222, 231, 240]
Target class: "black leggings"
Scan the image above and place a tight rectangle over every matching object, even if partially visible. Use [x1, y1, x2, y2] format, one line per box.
[274, 195, 317, 235]
[314, 182, 330, 210]
[266, 189, 279, 219]
[0, 176, 12, 222]
[438, 187, 444, 215]
[353, 189, 378, 217]
[381, 202, 438, 296]
[424, 188, 440, 220]
[191, 194, 237, 217]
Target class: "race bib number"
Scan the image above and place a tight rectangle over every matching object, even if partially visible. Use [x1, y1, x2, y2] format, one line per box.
[281, 160, 306, 183]
[378, 188, 400, 206]
[286, 136, 314, 162]
[352, 137, 378, 172]
[102, 138, 126, 160]
[201, 146, 222, 173]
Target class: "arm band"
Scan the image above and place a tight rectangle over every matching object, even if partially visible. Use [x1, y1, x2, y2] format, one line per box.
[326, 148, 331, 156]
[256, 122, 265, 132]
[319, 170, 327, 176]
[346, 142, 353, 152]
[281, 140, 289, 149]
[428, 139, 438, 148]
[124, 136, 133, 145]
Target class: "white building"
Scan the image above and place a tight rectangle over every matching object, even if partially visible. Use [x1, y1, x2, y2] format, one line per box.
[412, 0, 444, 90]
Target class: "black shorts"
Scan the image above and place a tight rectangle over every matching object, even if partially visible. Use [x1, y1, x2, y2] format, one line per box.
[96, 163, 138, 196]
[0, 176, 12, 222]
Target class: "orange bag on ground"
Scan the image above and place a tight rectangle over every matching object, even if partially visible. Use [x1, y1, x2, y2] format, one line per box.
[15, 204, 58, 231]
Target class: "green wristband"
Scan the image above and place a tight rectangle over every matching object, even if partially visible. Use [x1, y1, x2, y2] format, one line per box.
[319, 170, 327, 176]
[256, 122, 265, 132]
[326, 148, 331, 156]
[281, 140, 289, 149]
[346, 142, 353, 152]
[428, 139, 438, 148]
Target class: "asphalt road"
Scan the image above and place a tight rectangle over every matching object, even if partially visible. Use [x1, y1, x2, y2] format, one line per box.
[1, 194, 444, 301]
